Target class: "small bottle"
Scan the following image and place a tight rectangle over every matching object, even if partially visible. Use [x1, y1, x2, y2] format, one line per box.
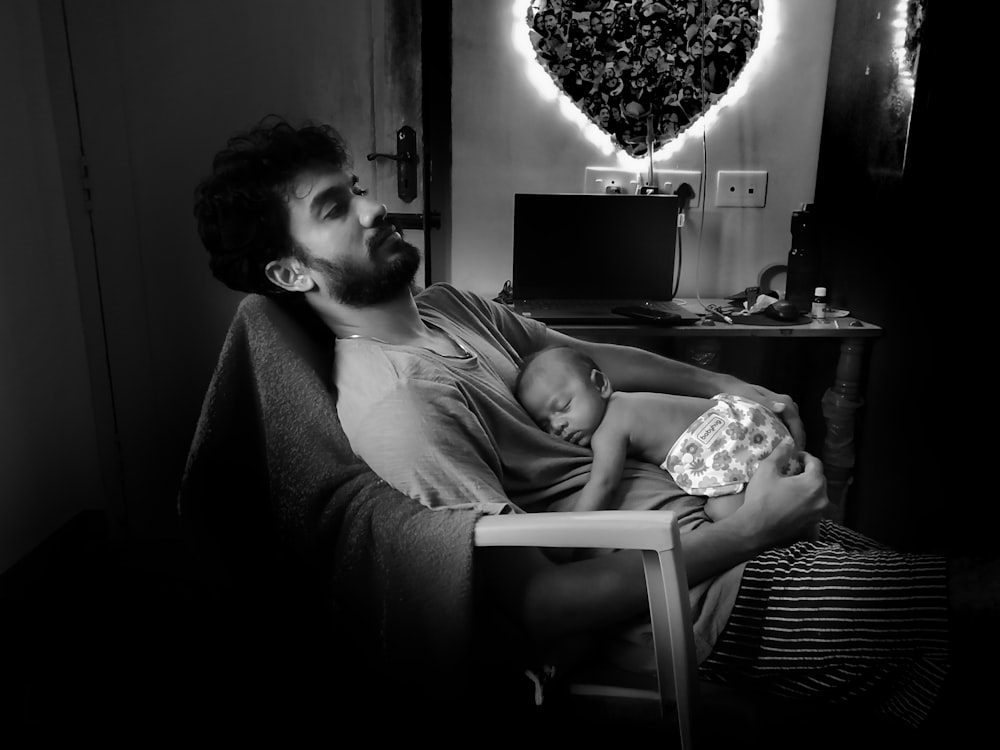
[811, 286, 827, 319]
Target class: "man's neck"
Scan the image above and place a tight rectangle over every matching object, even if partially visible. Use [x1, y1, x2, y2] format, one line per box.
[308, 289, 428, 345]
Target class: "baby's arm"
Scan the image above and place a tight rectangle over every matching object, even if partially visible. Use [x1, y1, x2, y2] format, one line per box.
[575, 427, 629, 512]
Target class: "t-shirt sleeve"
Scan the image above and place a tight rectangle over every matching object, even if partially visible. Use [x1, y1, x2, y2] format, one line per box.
[343, 375, 515, 514]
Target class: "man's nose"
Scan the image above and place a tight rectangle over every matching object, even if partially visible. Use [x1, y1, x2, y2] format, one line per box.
[358, 196, 388, 227]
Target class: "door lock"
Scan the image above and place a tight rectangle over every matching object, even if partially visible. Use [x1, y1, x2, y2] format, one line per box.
[366, 125, 418, 203]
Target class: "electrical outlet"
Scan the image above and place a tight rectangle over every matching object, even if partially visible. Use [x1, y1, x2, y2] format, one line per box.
[715, 170, 768, 207]
[652, 169, 702, 208]
[584, 167, 640, 195]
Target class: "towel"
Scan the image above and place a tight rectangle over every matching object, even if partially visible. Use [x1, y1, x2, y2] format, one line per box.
[177, 294, 480, 697]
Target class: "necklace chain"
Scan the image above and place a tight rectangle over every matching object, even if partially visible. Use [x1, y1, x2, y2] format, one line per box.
[344, 320, 472, 359]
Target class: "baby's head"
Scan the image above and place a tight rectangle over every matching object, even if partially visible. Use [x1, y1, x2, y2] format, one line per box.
[515, 346, 611, 447]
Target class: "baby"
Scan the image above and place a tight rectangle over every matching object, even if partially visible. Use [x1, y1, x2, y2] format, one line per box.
[515, 345, 802, 520]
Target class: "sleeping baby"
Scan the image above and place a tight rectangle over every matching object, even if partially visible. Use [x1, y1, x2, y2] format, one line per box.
[515, 345, 803, 520]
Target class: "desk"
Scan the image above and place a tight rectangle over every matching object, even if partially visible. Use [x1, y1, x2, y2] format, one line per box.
[540, 299, 883, 522]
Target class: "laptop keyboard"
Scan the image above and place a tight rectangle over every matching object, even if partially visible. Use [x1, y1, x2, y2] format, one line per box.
[523, 299, 687, 313]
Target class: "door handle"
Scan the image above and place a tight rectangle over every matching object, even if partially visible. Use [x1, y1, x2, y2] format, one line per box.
[366, 125, 418, 203]
[366, 151, 414, 162]
[386, 212, 441, 230]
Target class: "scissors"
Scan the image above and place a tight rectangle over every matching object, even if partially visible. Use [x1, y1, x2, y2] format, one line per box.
[705, 303, 737, 324]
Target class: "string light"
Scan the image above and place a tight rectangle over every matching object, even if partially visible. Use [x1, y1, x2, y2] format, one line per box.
[891, 0, 918, 98]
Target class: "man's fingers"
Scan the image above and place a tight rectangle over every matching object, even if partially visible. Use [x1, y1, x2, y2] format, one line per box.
[799, 450, 823, 475]
[769, 398, 806, 448]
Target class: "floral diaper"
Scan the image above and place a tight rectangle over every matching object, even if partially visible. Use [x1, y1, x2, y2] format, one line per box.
[661, 393, 798, 497]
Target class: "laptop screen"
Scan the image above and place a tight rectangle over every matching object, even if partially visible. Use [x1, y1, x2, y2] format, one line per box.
[512, 193, 679, 301]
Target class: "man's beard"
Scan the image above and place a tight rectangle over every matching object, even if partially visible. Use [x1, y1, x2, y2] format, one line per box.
[309, 232, 421, 307]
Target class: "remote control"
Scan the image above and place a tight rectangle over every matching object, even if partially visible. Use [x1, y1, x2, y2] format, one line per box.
[611, 306, 683, 325]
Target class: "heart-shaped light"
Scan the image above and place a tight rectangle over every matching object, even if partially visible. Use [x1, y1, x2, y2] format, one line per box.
[519, 0, 766, 160]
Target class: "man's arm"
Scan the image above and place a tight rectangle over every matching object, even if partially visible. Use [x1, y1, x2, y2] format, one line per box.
[544, 327, 806, 448]
[479, 442, 830, 640]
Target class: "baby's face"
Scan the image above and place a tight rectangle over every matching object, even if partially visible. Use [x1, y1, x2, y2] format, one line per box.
[519, 362, 607, 447]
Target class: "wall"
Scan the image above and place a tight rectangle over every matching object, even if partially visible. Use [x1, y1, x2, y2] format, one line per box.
[0, 0, 105, 574]
[450, 0, 837, 300]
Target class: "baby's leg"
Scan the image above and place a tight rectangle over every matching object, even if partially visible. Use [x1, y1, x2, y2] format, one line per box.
[775, 437, 804, 476]
[706, 494, 745, 522]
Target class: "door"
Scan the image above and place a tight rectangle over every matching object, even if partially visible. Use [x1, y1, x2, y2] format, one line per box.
[51, 0, 427, 539]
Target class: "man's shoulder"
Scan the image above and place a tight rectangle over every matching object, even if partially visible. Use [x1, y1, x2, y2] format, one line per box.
[417, 282, 482, 308]
[417, 283, 498, 322]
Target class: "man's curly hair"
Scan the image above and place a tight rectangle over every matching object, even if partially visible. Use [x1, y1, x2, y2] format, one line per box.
[193, 116, 351, 295]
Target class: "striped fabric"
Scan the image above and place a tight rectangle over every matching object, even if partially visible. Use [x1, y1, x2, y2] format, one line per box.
[699, 521, 950, 728]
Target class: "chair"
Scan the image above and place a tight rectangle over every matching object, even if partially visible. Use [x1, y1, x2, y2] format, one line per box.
[476, 510, 698, 748]
[175, 294, 743, 745]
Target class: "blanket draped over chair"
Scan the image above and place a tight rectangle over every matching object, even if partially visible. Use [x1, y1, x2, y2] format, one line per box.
[177, 295, 481, 696]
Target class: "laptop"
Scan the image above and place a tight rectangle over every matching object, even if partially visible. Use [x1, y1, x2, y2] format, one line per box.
[511, 193, 698, 324]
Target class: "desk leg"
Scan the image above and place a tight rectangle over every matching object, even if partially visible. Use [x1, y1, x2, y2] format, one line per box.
[821, 338, 865, 523]
[681, 338, 720, 371]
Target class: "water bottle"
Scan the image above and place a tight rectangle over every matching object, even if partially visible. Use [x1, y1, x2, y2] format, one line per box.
[785, 204, 820, 313]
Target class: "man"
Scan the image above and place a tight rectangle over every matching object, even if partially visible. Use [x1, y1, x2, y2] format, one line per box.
[193, 117, 951, 730]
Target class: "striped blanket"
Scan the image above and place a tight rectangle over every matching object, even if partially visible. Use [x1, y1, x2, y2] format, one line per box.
[700, 520, 949, 728]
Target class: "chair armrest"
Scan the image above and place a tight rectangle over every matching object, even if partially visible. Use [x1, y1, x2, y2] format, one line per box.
[473, 510, 697, 749]
[474, 510, 680, 551]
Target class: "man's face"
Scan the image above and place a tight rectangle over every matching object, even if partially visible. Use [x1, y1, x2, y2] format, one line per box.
[284, 167, 420, 306]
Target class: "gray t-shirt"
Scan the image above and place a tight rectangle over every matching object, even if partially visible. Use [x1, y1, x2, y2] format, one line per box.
[334, 282, 744, 664]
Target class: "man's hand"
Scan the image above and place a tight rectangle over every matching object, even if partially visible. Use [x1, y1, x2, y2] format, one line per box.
[725, 381, 805, 449]
[734, 440, 828, 547]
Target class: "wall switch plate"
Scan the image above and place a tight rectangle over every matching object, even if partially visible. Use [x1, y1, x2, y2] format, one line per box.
[715, 170, 768, 207]
[652, 169, 702, 208]
[584, 167, 640, 195]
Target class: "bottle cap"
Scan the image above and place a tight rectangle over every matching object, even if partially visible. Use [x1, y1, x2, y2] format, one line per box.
[814, 286, 826, 296]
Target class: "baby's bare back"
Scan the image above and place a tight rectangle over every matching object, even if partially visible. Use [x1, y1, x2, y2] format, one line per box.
[606, 392, 716, 465]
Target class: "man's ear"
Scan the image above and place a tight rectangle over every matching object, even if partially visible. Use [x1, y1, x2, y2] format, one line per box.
[264, 257, 315, 292]
[590, 368, 612, 398]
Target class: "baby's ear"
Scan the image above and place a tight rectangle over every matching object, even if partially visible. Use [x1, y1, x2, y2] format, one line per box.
[590, 368, 612, 398]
